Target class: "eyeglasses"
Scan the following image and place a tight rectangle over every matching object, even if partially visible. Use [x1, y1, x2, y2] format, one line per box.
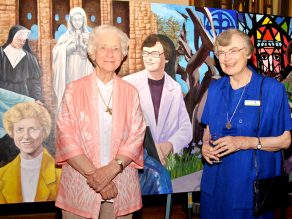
[216, 47, 245, 60]
[142, 51, 164, 58]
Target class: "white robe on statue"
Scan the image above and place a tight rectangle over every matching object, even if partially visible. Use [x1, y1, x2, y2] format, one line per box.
[52, 7, 93, 108]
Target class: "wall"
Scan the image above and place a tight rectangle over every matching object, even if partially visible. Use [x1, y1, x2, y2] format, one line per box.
[116, 0, 190, 5]
[0, 0, 16, 45]
[128, 1, 157, 73]
[140, 0, 189, 5]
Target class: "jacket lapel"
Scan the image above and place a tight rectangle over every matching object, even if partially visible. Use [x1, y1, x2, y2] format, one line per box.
[233, 69, 263, 113]
[1, 156, 23, 203]
[156, 74, 174, 140]
[221, 77, 230, 113]
[35, 148, 56, 201]
[245, 69, 263, 101]
[136, 71, 157, 139]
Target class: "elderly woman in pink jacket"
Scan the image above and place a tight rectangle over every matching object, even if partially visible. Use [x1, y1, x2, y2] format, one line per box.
[55, 25, 145, 219]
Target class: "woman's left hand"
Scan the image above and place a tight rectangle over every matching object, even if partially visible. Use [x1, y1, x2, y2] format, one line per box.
[86, 163, 120, 192]
[100, 181, 118, 200]
[212, 136, 248, 157]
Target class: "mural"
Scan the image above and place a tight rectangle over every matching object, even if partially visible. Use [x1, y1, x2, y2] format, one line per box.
[150, 4, 237, 193]
[0, 102, 61, 203]
[124, 33, 193, 195]
[285, 41, 292, 105]
[238, 13, 292, 81]
[0, 25, 45, 171]
[238, 13, 292, 177]
[0, 25, 43, 102]
[0, 89, 34, 168]
[53, 7, 94, 108]
[1, 1, 291, 204]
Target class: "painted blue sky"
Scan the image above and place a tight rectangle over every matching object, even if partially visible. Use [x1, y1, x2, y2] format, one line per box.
[151, 3, 237, 82]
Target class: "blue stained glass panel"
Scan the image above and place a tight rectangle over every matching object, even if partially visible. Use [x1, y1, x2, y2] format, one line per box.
[117, 16, 122, 24]
[91, 15, 96, 22]
[55, 14, 60, 21]
[27, 12, 32, 20]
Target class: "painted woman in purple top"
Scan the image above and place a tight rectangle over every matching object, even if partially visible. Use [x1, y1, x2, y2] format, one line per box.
[124, 34, 192, 194]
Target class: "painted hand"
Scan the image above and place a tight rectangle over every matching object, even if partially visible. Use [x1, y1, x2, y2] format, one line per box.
[156, 141, 173, 165]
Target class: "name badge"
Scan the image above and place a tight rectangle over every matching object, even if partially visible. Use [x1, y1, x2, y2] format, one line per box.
[244, 100, 261, 106]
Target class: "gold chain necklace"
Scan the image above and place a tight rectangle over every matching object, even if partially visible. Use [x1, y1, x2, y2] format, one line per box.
[97, 87, 113, 115]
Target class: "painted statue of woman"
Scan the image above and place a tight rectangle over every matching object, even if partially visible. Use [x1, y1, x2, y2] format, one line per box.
[53, 7, 94, 108]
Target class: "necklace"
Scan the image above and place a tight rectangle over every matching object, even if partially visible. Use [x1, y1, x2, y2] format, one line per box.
[226, 85, 246, 129]
[97, 87, 113, 115]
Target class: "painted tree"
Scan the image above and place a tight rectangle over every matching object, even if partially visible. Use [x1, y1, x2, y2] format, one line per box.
[157, 16, 181, 48]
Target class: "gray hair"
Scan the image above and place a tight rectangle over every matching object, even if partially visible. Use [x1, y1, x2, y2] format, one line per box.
[87, 25, 129, 61]
[214, 29, 254, 56]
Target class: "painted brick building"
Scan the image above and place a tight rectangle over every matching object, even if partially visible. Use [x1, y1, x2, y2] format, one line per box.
[0, 0, 157, 112]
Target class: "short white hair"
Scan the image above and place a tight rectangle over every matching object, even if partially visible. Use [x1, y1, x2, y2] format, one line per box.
[87, 25, 129, 61]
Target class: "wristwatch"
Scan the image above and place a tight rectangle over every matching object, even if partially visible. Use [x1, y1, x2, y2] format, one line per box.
[114, 158, 124, 172]
[256, 137, 262, 150]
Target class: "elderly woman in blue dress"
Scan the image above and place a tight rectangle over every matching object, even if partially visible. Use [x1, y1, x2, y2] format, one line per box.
[200, 29, 292, 219]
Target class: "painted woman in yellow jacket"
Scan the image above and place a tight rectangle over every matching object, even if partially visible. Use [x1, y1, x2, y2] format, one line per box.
[0, 102, 61, 203]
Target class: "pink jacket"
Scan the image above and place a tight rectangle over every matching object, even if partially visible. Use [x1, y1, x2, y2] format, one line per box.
[55, 73, 145, 218]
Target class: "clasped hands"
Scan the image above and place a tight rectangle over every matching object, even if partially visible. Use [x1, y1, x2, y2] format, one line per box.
[85, 161, 121, 200]
[75, 32, 88, 50]
[202, 136, 248, 164]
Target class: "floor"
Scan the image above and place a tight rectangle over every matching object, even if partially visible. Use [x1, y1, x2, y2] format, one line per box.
[133, 193, 292, 219]
[1, 193, 292, 219]
[133, 193, 199, 219]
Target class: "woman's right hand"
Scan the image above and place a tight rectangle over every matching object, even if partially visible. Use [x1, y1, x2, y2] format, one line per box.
[202, 143, 221, 164]
[202, 126, 221, 164]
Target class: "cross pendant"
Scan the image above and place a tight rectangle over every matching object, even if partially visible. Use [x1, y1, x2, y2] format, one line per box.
[105, 107, 112, 115]
[226, 121, 232, 129]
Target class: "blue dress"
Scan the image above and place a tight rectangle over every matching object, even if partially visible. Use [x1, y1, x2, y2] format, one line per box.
[200, 68, 292, 219]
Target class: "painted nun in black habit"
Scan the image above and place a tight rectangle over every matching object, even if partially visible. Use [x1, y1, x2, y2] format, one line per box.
[0, 25, 43, 102]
